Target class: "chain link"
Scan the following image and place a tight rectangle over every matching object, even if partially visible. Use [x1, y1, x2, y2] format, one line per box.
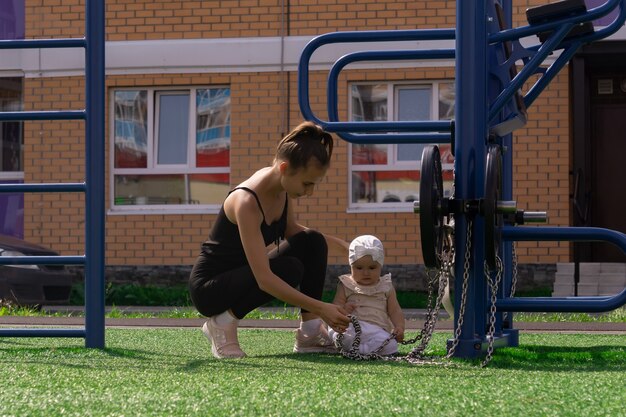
[335, 223, 457, 366]
[510, 242, 518, 297]
[481, 255, 503, 367]
[446, 219, 472, 359]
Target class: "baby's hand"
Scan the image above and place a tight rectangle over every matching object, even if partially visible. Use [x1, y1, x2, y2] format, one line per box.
[343, 302, 357, 314]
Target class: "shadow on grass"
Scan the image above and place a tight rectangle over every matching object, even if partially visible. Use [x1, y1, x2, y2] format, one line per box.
[489, 344, 626, 372]
[179, 352, 460, 375]
[180, 344, 626, 374]
[0, 340, 156, 371]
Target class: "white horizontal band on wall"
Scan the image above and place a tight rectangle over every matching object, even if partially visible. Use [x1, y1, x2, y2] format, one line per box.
[2, 25, 624, 78]
[0, 35, 486, 78]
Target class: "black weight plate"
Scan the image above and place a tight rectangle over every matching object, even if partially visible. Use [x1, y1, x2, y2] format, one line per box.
[419, 145, 444, 269]
[484, 145, 503, 270]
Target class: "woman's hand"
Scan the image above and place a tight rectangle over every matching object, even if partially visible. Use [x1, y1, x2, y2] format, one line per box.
[393, 327, 405, 342]
[319, 302, 350, 333]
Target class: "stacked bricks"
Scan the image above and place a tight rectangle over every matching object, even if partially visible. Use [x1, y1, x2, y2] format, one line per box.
[22, 0, 573, 268]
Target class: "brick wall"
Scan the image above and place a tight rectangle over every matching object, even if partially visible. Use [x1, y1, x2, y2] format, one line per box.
[21, 0, 574, 271]
[22, 68, 572, 267]
[26, 0, 457, 41]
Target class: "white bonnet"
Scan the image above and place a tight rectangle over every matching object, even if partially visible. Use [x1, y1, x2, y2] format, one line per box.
[348, 235, 384, 266]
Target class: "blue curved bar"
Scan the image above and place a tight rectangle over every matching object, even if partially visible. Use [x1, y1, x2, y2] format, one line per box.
[496, 291, 626, 312]
[575, 0, 626, 44]
[489, 0, 622, 44]
[324, 132, 451, 144]
[524, 1, 626, 107]
[0, 329, 86, 338]
[327, 49, 454, 143]
[0, 183, 86, 193]
[298, 29, 455, 133]
[0, 38, 86, 49]
[312, 120, 452, 133]
[0, 255, 85, 265]
[502, 226, 626, 251]
[489, 0, 626, 123]
[498, 226, 626, 312]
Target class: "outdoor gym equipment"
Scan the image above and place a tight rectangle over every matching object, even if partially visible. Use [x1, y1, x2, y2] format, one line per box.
[0, 1, 105, 347]
[298, 0, 626, 361]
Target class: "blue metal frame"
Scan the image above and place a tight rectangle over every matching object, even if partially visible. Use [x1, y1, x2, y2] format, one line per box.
[298, 29, 455, 144]
[297, 0, 626, 359]
[0, 0, 105, 348]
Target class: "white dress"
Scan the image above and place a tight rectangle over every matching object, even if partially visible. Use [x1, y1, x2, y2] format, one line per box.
[328, 273, 398, 355]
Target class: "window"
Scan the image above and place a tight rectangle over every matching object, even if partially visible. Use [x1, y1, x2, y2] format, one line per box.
[349, 82, 455, 211]
[111, 87, 230, 211]
[0, 77, 24, 238]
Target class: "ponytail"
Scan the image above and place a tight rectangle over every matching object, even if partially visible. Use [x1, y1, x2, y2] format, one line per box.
[275, 121, 334, 170]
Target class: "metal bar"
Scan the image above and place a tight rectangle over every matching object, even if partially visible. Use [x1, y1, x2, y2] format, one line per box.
[524, 43, 580, 108]
[0, 110, 86, 121]
[0, 183, 86, 193]
[502, 226, 626, 252]
[489, 0, 626, 123]
[450, 0, 489, 359]
[328, 49, 455, 120]
[298, 29, 455, 128]
[574, 0, 626, 43]
[323, 132, 451, 144]
[488, 23, 573, 121]
[523, 1, 626, 108]
[0, 255, 85, 265]
[500, 225, 626, 311]
[0, 38, 86, 49]
[308, 120, 452, 133]
[496, 291, 626, 312]
[84, 0, 106, 349]
[326, 49, 454, 143]
[500, 0, 516, 334]
[0, 329, 86, 338]
[489, 0, 622, 44]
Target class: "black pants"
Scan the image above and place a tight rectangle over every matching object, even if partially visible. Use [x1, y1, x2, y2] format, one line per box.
[189, 229, 328, 319]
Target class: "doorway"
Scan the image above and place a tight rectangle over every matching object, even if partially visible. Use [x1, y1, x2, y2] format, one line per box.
[571, 42, 626, 263]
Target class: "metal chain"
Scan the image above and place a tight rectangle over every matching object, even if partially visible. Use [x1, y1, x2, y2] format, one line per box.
[446, 218, 472, 359]
[334, 315, 396, 361]
[335, 315, 449, 366]
[335, 224, 456, 365]
[510, 242, 518, 297]
[408, 263, 448, 358]
[481, 255, 503, 367]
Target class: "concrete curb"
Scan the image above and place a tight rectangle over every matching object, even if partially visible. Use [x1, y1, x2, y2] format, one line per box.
[1, 315, 624, 333]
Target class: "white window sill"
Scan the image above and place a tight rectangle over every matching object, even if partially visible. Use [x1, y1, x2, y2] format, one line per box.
[346, 205, 415, 214]
[107, 207, 220, 216]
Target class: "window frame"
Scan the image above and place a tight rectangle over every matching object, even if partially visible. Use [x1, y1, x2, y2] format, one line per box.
[109, 86, 230, 214]
[348, 80, 454, 213]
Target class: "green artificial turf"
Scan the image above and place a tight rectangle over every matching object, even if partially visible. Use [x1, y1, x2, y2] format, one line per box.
[1, 329, 624, 416]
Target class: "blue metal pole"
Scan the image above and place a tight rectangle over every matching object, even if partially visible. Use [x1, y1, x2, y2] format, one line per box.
[84, 0, 106, 349]
[451, 0, 489, 358]
[0, 183, 86, 193]
[0, 110, 85, 121]
[500, 0, 515, 333]
[0, 329, 86, 338]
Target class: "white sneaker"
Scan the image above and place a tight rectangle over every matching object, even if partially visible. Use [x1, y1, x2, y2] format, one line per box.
[202, 317, 246, 359]
[293, 322, 337, 354]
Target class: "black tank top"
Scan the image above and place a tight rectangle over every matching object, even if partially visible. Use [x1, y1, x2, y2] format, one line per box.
[200, 187, 288, 275]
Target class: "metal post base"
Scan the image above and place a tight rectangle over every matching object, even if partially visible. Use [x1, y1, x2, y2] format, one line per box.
[447, 329, 519, 359]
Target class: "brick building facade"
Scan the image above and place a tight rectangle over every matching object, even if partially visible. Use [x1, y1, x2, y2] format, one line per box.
[2, 0, 625, 289]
